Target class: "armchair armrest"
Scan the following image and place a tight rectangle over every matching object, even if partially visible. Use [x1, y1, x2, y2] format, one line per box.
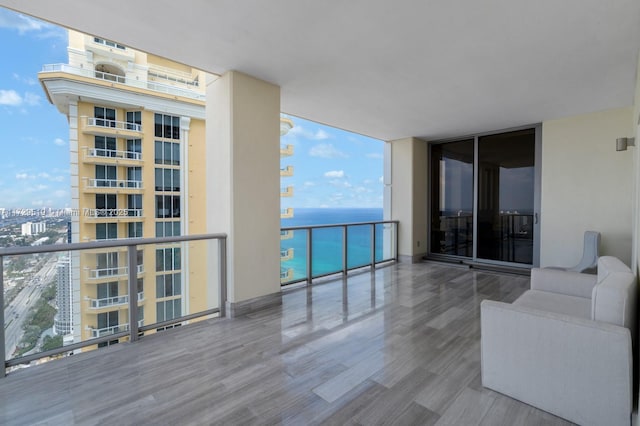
[531, 267, 597, 298]
[481, 300, 632, 426]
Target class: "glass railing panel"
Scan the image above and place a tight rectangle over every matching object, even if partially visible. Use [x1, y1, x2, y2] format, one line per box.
[375, 222, 397, 263]
[280, 230, 307, 285]
[311, 227, 343, 277]
[346, 225, 372, 269]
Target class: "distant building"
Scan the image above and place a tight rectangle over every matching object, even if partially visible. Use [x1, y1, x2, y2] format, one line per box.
[21, 221, 46, 236]
[54, 256, 73, 336]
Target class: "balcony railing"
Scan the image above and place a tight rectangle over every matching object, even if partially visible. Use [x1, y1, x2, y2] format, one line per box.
[88, 323, 129, 338]
[280, 248, 294, 261]
[280, 208, 293, 219]
[41, 63, 206, 100]
[85, 117, 142, 133]
[88, 295, 128, 309]
[280, 220, 398, 285]
[86, 179, 143, 189]
[280, 186, 294, 197]
[86, 265, 145, 279]
[280, 166, 294, 177]
[280, 144, 294, 157]
[85, 147, 142, 161]
[84, 209, 144, 218]
[0, 233, 227, 375]
[280, 230, 293, 240]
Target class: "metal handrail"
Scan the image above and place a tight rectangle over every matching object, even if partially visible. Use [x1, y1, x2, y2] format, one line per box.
[280, 220, 398, 285]
[85, 117, 142, 132]
[0, 233, 227, 374]
[86, 147, 142, 161]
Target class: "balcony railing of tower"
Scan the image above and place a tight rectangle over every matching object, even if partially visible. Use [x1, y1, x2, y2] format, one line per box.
[85, 147, 142, 161]
[0, 233, 227, 376]
[41, 64, 206, 101]
[87, 264, 145, 279]
[84, 208, 144, 218]
[279, 220, 399, 286]
[86, 179, 143, 189]
[84, 117, 142, 133]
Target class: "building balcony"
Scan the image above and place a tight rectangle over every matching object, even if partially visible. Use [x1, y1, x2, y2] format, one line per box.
[87, 292, 145, 309]
[87, 323, 129, 338]
[280, 165, 294, 177]
[40, 64, 206, 101]
[81, 116, 143, 139]
[280, 248, 294, 262]
[280, 117, 294, 136]
[280, 230, 294, 240]
[0, 257, 553, 424]
[280, 186, 294, 197]
[280, 208, 294, 219]
[86, 264, 144, 280]
[84, 179, 143, 193]
[280, 144, 294, 157]
[84, 209, 144, 220]
[83, 147, 142, 164]
[279, 268, 293, 281]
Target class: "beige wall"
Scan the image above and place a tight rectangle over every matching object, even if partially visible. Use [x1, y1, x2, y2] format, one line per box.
[541, 107, 634, 268]
[206, 71, 281, 303]
[389, 137, 428, 262]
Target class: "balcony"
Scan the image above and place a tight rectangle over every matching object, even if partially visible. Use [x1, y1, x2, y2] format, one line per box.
[280, 165, 294, 177]
[280, 208, 293, 219]
[87, 264, 144, 280]
[280, 248, 294, 262]
[280, 268, 293, 281]
[280, 144, 294, 157]
[84, 179, 143, 193]
[83, 147, 142, 164]
[280, 230, 293, 240]
[87, 295, 128, 309]
[40, 64, 206, 101]
[0, 261, 551, 425]
[280, 186, 294, 197]
[81, 116, 143, 139]
[88, 323, 129, 338]
[84, 208, 144, 220]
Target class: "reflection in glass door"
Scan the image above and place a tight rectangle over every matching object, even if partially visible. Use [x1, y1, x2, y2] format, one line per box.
[430, 139, 474, 256]
[430, 128, 538, 266]
[477, 129, 535, 264]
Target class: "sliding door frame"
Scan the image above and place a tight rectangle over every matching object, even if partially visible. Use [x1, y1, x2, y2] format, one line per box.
[427, 123, 542, 268]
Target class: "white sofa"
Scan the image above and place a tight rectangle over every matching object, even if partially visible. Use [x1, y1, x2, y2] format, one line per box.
[481, 256, 636, 426]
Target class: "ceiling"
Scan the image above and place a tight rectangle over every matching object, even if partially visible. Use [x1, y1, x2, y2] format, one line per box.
[2, 0, 639, 141]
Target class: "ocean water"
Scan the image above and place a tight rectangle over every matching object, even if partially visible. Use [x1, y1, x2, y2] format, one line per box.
[280, 208, 390, 282]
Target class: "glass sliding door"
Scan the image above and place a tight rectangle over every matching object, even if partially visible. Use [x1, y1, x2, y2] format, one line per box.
[429, 127, 538, 266]
[430, 139, 474, 256]
[477, 129, 535, 264]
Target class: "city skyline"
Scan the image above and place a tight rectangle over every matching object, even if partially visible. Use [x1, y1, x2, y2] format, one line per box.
[0, 8, 384, 210]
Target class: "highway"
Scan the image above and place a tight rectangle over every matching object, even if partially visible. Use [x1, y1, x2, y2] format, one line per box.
[3, 254, 58, 359]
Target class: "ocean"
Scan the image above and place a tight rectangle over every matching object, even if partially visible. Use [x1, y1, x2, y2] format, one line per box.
[280, 208, 387, 282]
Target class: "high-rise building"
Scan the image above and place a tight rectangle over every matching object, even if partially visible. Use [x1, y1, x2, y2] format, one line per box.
[279, 118, 294, 282]
[39, 30, 210, 347]
[21, 221, 46, 236]
[53, 256, 72, 336]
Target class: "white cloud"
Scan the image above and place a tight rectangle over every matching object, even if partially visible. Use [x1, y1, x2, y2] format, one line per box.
[303, 181, 316, 187]
[13, 73, 37, 86]
[310, 144, 348, 159]
[379, 176, 384, 184]
[53, 190, 67, 198]
[0, 90, 22, 106]
[53, 138, 66, 146]
[324, 170, 345, 178]
[366, 152, 383, 159]
[314, 129, 330, 140]
[0, 89, 41, 107]
[31, 200, 44, 207]
[15, 173, 30, 180]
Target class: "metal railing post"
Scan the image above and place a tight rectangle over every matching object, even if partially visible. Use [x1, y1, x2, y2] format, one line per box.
[0, 256, 5, 378]
[371, 223, 376, 270]
[218, 238, 227, 317]
[394, 222, 399, 262]
[342, 225, 348, 276]
[127, 245, 139, 342]
[307, 228, 313, 285]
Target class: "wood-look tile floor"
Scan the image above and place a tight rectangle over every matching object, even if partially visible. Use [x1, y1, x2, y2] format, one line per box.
[0, 262, 575, 425]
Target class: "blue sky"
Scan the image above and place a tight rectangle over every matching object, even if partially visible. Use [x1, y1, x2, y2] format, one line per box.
[0, 8, 383, 210]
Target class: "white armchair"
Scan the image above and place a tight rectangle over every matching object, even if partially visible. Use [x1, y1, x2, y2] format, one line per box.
[481, 256, 636, 426]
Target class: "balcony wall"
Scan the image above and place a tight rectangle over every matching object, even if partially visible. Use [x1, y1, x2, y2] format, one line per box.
[540, 107, 634, 267]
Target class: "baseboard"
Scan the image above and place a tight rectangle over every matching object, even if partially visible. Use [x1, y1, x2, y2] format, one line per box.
[225, 291, 282, 317]
[398, 253, 427, 264]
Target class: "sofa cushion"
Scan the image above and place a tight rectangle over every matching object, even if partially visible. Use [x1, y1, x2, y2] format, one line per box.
[514, 290, 591, 320]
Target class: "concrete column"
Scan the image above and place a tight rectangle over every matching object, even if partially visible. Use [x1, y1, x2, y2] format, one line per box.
[206, 71, 281, 316]
[386, 137, 428, 263]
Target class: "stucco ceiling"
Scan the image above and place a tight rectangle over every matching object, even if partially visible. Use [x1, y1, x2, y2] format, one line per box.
[2, 0, 639, 141]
